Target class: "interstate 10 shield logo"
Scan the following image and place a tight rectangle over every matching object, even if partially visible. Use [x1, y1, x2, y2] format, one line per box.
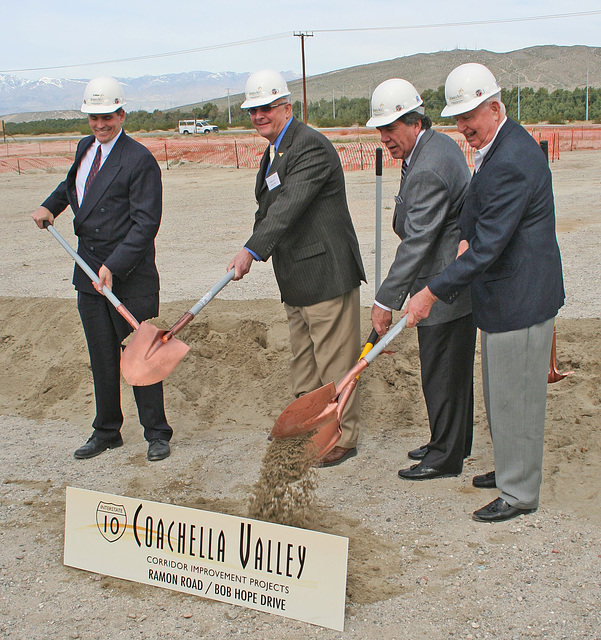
[96, 501, 127, 542]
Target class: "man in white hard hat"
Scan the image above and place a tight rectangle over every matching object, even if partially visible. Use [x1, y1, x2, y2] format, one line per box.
[31, 76, 173, 462]
[367, 79, 476, 481]
[228, 69, 366, 466]
[404, 63, 564, 522]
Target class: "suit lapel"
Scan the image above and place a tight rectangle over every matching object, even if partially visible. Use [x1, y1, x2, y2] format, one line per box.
[256, 117, 298, 197]
[66, 136, 95, 213]
[477, 118, 513, 174]
[393, 128, 434, 227]
[74, 131, 125, 229]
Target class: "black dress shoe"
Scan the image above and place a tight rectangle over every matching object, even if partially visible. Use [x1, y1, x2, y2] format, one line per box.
[74, 435, 123, 459]
[408, 444, 428, 460]
[398, 463, 460, 481]
[472, 497, 536, 523]
[147, 439, 170, 461]
[473, 470, 496, 489]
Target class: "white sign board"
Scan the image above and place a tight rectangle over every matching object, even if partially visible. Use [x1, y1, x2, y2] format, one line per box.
[64, 487, 348, 631]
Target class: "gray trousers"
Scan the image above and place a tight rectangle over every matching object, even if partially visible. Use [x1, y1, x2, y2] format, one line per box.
[481, 317, 555, 509]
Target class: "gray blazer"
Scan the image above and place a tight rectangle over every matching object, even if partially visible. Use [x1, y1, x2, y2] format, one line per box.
[245, 118, 365, 307]
[376, 128, 472, 326]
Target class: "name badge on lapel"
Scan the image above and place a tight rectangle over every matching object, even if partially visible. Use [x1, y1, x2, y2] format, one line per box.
[266, 172, 281, 191]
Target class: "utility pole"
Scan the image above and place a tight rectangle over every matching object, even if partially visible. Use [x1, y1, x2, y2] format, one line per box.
[517, 72, 520, 122]
[226, 88, 232, 125]
[294, 31, 313, 124]
[332, 88, 335, 119]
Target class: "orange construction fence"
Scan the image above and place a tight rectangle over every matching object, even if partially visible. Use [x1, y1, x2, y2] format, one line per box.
[2, 126, 601, 174]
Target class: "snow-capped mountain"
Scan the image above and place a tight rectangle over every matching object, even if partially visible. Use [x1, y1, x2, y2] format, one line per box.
[0, 70, 301, 116]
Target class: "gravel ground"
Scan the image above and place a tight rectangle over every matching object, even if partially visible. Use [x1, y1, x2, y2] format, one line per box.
[0, 147, 600, 639]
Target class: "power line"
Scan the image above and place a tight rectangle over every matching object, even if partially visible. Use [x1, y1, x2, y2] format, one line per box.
[0, 32, 291, 74]
[312, 10, 601, 34]
[2, 10, 600, 74]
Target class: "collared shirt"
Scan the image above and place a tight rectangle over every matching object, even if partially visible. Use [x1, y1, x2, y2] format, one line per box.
[374, 129, 425, 312]
[76, 129, 123, 205]
[474, 116, 507, 172]
[266, 116, 293, 173]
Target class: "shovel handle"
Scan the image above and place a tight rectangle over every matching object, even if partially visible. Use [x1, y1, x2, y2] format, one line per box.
[43, 221, 139, 330]
[363, 316, 408, 364]
[162, 269, 235, 341]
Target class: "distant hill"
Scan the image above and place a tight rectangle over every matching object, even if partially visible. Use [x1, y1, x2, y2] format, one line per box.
[2, 45, 600, 122]
[201, 45, 601, 111]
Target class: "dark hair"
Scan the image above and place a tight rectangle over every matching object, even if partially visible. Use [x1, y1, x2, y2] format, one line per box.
[400, 111, 432, 130]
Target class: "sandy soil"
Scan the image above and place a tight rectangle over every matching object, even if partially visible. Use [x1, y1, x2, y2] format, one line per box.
[0, 148, 600, 639]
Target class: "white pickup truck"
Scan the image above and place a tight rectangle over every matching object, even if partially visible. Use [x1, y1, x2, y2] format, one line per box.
[178, 119, 219, 134]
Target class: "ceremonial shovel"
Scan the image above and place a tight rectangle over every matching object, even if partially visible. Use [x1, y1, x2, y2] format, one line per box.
[271, 319, 407, 459]
[44, 221, 142, 332]
[121, 270, 235, 386]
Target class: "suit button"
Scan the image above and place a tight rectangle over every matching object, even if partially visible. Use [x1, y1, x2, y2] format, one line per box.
[90, 246, 94, 252]
[100, 208, 106, 213]
[94, 229, 100, 234]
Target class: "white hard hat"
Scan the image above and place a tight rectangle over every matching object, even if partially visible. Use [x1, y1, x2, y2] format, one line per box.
[441, 63, 501, 117]
[366, 79, 424, 128]
[241, 70, 291, 109]
[81, 76, 127, 114]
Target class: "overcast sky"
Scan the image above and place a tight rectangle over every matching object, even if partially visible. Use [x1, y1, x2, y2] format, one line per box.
[2, 1, 601, 81]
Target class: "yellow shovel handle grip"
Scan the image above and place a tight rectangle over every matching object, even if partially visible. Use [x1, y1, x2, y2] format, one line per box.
[356, 328, 379, 379]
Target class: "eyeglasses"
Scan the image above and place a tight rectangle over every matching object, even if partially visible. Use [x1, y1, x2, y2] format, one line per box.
[247, 102, 288, 116]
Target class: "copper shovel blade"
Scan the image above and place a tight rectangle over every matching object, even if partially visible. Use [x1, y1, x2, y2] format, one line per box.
[308, 417, 342, 461]
[270, 382, 336, 439]
[120, 321, 190, 387]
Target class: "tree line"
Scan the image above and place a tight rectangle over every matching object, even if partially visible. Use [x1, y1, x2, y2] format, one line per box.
[4, 86, 600, 136]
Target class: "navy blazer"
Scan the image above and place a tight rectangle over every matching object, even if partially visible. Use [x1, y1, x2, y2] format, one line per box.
[245, 118, 365, 307]
[429, 118, 564, 333]
[42, 131, 162, 298]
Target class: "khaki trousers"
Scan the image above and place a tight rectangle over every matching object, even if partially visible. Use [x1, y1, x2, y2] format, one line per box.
[284, 287, 361, 448]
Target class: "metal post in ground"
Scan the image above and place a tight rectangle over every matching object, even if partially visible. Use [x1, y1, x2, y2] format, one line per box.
[375, 148, 383, 293]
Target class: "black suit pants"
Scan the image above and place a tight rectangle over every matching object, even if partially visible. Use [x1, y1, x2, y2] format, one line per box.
[417, 313, 476, 473]
[77, 291, 172, 443]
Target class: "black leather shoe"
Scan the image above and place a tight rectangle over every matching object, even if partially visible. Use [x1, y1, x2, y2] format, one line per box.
[472, 497, 536, 523]
[408, 444, 428, 460]
[147, 439, 170, 461]
[398, 463, 460, 481]
[473, 470, 496, 489]
[74, 435, 123, 459]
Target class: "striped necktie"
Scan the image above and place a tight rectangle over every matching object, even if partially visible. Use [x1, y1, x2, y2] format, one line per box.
[401, 159, 408, 182]
[85, 145, 102, 194]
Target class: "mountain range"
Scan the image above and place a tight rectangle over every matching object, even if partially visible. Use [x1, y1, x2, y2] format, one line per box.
[0, 71, 300, 121]
[2, 45, 600, 122]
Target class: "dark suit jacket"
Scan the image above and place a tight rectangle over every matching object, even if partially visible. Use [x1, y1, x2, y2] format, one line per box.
[42, 131, 162, 298]
[245, 118, 365, 307]
[375, 128, 472, 327]
[429, 118, 564, 333]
